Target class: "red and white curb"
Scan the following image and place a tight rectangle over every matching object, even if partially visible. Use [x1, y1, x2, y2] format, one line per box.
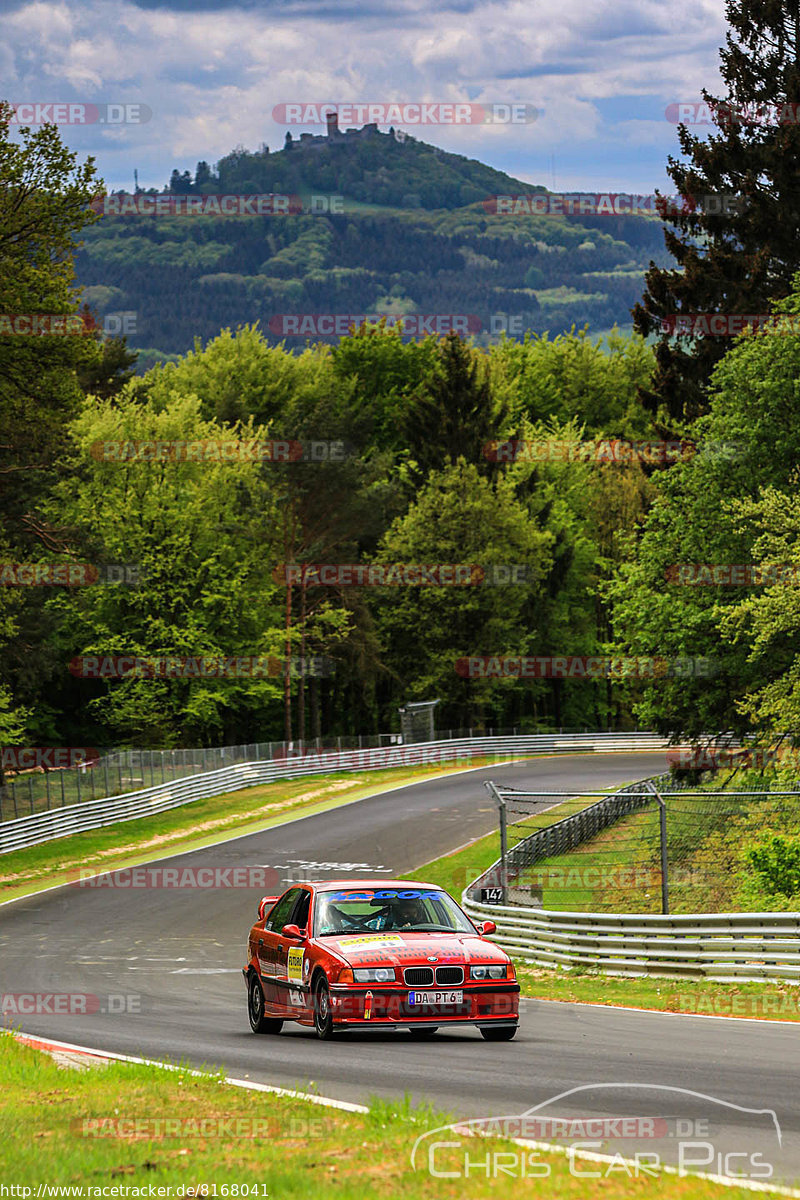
[9, 1031, 367, 1110]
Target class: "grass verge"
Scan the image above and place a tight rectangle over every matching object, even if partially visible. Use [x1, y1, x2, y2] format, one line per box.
[407, 812, 800, 1024]
[0, 1034, 766, 1198]
[0, 757, 511, 905]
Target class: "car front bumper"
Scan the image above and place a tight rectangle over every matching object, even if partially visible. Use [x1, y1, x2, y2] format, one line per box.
[328, 982, 520, 1026]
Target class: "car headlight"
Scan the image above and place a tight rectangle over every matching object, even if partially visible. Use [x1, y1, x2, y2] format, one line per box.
[470, 965, 506, 980]
[353, 967, 396, 983]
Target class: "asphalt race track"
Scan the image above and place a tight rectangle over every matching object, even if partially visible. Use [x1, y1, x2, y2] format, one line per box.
[1, 752, 798, 1188]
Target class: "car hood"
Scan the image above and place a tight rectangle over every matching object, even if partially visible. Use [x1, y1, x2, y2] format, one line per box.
[321, 932, 508, 969]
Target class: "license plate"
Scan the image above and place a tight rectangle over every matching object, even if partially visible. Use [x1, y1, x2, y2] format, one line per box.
[409, 990, 463, 1006]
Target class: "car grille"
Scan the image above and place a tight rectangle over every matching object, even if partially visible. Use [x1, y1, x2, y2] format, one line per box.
[404, 967, 434, 986]
[435, 966, 464, 985]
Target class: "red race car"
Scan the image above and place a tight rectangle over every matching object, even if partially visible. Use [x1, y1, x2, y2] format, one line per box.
[243, 879, 519, 1040]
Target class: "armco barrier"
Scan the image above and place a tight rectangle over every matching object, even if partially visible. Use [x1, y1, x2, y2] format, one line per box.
[464, 771, 800, 983]
[462, 896, 800, 983]
[0, 732, 670, 854]
[0, 727, 666, 822]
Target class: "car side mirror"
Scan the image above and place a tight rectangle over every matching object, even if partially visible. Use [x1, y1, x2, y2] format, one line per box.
[282, 923, 306, 940]
[479, 920, 497, 936]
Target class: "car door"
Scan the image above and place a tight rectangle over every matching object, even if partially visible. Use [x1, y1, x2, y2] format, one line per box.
[278, 888, 313, 1018]
[258, 888, 300, 1010]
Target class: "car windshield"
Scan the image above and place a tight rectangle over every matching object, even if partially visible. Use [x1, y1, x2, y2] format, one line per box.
[314, 887, 476, 936]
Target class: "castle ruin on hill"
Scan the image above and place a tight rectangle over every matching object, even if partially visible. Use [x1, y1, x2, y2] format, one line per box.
[295, 110, 391, 151]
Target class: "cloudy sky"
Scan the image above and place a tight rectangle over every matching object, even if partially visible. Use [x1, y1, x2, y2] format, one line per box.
[3, 0, 728, 195]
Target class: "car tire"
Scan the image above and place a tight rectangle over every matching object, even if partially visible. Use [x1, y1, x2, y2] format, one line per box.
[313, 977, 335, 1040]
[248, 972, 283, 1034]
[408, 1027, 438, 1037]
[480, 1025, 518, 1041]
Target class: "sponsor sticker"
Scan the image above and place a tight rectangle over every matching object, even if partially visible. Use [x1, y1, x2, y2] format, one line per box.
[338, 935, 405, 948]
[287, 947, 304, 983]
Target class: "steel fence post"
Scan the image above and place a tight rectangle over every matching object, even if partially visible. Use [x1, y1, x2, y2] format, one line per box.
[648, 784, 669, 915]
[485, 781, 508, 901]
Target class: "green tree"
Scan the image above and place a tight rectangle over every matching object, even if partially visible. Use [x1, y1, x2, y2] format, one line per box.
[0, 100, 102, 541]
[331, 321, 439, 457]
[0, 100, 103, 750]
[612, 282, 800, 738]
[371, 461, 552, 728]
[744, 834, 800, 898]
[42, 390, 287, 745]
[490, 328, 656, 440]
[634, 0, 800, 428]
[717, 485, 800, 734]
[402, 331, 506, 477]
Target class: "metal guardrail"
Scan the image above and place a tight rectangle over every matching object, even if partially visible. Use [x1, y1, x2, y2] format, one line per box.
[0, 725, 659, 822]
[0, 731, 671, 855]
[464, 771, 800, 982]
[462, 896, 800, 983]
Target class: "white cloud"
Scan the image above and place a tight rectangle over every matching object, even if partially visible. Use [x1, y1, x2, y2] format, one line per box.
[2, 0, 728, 192]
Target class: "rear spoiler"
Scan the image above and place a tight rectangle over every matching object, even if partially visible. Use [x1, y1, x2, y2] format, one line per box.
[258, 895, 279, 921]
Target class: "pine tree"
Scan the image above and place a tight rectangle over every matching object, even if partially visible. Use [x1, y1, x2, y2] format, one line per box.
[402, 331, 506, 476]
[633, 0, 800, 429]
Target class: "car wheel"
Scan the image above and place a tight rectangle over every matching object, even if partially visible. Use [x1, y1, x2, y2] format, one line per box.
[480, 1024, 517, 1041]
[313, 977, 335, 1040]
[248, 972, 283, 1034]
[408, 1027, 438, 1037]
